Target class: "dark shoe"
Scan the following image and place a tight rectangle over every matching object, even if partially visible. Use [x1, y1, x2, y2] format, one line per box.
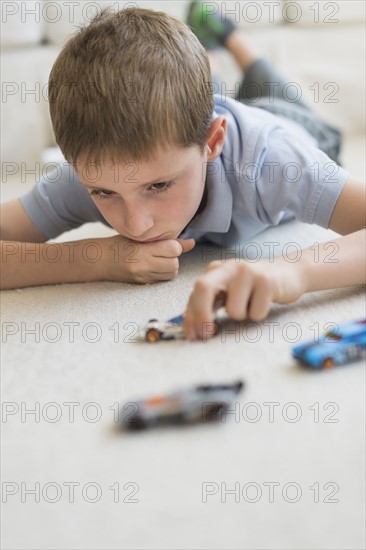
[186, 0, 237, 50]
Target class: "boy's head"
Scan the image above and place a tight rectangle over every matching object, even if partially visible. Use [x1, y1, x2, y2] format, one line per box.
[48, 6, 226, 241]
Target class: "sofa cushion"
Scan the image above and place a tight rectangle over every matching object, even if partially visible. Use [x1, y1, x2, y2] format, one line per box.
[1, 0, 44, 48]
[282, 0, 365, 26]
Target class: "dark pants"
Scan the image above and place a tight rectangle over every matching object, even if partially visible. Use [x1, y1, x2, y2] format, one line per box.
[215, 58, 343, 165]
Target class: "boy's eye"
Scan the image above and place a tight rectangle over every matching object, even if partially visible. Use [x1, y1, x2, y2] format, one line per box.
[149, 181, 175, 193]
[89, 180, 176, 200]
[151, 182, 167, 190]
[89, 189, 113, 200]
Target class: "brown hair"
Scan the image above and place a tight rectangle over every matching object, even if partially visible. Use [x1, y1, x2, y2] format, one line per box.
[48, 6, 214, 167]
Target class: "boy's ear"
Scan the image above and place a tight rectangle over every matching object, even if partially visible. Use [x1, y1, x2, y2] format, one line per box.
[206, 116, 227, 161]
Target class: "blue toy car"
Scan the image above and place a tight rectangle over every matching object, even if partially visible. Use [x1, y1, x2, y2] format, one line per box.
[292, 319, 366, 369]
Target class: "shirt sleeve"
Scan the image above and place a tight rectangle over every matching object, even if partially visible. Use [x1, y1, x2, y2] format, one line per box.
[19, 162, 111, 239]
[247, 127, 350, 228]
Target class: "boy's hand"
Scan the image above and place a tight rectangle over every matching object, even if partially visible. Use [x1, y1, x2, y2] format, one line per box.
[183, 258, 307, 340]
[100, 235, 195, 284]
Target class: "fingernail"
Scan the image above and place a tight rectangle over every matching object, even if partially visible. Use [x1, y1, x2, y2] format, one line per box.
[187, 326, 196, 341]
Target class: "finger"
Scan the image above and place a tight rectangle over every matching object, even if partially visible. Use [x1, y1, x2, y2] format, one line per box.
[213, 290, 227, 309]
[184, 280, 217, 341]
[136, 268, 180, 283]
[149, 271, 179, 281]
[152, 256, 179, 272]
[129, 253, 179, 278]
[135, 273, 177, 284]
[184, 266, 235, 340]
[176, 238, 196, 254]
[206, 260, 222, 271]
[247, 276, 273, 321]
[149, 239, 183, 258]
[225, 264, 253, 321]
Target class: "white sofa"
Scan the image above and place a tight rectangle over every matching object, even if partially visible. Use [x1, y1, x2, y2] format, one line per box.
[1, 0, 365, 177]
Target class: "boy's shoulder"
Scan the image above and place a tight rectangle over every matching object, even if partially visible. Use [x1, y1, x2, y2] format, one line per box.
[213, 92, 284, 132]
[213, 93, 318, 163]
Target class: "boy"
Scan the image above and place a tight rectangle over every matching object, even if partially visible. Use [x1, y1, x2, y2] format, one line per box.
[0, 5, 365, 341]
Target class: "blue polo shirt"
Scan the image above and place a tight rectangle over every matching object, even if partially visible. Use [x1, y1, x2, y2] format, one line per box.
[19, 94, 349, 244]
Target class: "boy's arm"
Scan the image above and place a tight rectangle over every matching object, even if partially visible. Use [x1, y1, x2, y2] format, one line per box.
[0, 239, 105, 289]
[183, 174, 366, 339]
[0, 199, 49, 243]
[0, 199, 98, 288]
[0, 235, 195, 290]
[300, 229, 365, 293]
[328, 176, 366, 235]
[1, 198, 196, 289]
[0, 199, 105, 288]
[183, 228, 366, 340]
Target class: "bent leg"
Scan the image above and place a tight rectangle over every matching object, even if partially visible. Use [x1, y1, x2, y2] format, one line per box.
[235, 57, 312, 110]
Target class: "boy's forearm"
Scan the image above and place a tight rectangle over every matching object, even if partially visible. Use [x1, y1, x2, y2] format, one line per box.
[297, 229, 366, 292]
[0, 239, 107, 290]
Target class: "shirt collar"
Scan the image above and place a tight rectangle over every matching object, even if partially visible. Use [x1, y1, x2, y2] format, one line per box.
[186, 153, 233, 233]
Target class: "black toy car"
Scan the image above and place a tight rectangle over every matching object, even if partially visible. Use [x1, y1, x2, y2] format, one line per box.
[118, 381, 244, 430]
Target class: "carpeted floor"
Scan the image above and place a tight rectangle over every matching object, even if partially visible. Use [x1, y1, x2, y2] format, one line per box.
[1, 160, 365, 548]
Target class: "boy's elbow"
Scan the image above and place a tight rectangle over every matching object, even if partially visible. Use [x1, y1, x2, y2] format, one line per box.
[328, 177, 366, 235]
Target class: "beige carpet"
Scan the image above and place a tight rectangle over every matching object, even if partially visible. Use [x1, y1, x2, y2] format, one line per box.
[1, 160, 365, 548]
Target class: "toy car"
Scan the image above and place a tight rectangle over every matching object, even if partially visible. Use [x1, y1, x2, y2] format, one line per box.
[144, 292, 227, 343]
[144, 313, 223, 343]
[118, 381, 244, 430]
[292, 319, 366, 369]
[144, 314, 189, 343]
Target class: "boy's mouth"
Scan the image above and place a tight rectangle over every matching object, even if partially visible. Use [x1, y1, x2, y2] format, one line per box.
[135, 234, 166, 243]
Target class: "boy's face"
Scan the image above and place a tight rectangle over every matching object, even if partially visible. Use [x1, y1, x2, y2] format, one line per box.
[75, 118, 226, 242]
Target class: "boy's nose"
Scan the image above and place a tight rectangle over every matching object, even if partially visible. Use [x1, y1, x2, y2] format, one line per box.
[123, 209, 154, 240]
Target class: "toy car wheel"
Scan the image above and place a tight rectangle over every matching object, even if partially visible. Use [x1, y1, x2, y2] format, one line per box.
[207, 403, 224, 415]
[145, 328, 162, 343]
[322, 357, 335, 369]
[128, 416, 148, 430]
[204, 403, 224, 421]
